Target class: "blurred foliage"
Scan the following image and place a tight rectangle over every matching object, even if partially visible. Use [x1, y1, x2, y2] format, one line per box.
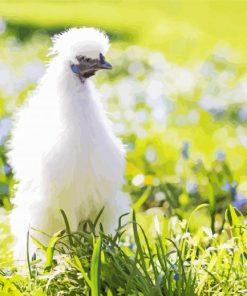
[1, 0, 247, 65]
[0, 0, 247, 294]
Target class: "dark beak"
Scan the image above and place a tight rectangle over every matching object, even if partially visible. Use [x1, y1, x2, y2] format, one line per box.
[97, 60, 112, 70]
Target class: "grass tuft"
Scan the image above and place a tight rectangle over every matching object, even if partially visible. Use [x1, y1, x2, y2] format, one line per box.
[1, 205, 246, 295]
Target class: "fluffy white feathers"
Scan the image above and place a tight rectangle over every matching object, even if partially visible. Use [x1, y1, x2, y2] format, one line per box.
[8, 27, 129, 260]
[49, 27, 110, 62]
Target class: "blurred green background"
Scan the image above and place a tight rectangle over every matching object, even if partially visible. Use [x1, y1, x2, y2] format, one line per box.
[1, 2, 247, 293]
[1, 0, 247, 228]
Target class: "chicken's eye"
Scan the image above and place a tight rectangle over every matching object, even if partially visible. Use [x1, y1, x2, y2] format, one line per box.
[71, 64, 80, 74]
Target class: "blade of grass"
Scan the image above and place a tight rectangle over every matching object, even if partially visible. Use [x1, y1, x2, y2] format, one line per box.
[208, 180, 216, 233]
[90, 236, 102, 296]
[26, 229, 32, 279]
[228, 204, 240, 236]
[60, 209, 73, 246]
[132, 211, 153, 285]
[125, 251, 138, 295]
[67, 255, 92, 289]
[30, 235, 47, 252]
[132, 187, 152, 211]
[186, 204, 209, 233]
[44, 230, 65, 271]
[93, 207, 105, 229]
[165, 238, 187, 288]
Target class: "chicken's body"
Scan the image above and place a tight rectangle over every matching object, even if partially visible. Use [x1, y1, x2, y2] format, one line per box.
[8, 28, 129, 259]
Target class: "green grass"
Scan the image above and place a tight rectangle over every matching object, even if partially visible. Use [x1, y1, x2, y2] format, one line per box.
[1, 1, 247, 294]
[1, 206, 246, 295]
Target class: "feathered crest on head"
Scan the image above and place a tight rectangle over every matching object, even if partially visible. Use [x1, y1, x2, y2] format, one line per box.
[48, 27, 110, 61]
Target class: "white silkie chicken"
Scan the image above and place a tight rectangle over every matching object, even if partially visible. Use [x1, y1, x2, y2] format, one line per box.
[8, 27, 129, 259]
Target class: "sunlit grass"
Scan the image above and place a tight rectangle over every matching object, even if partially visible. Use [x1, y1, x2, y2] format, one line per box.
[1, 2, 247, 294]
[0, 205, 246, 295]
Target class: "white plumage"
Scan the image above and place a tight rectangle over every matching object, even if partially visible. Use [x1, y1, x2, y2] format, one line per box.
[8, 27, 129, 259]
